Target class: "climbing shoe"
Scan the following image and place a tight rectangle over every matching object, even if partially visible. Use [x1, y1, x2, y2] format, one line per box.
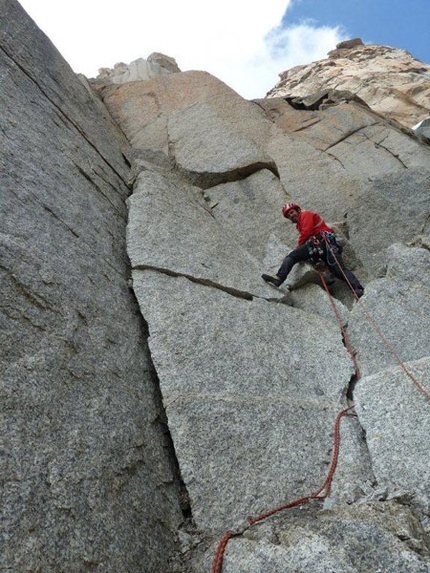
[354, 288, 364, 298]
[262, 274, 283, 287]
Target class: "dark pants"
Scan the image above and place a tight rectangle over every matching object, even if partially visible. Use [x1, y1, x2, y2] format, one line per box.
[277, 240, 363, 293]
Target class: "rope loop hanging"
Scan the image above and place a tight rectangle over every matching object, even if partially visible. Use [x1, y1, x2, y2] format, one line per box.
[211, 406, 355, 573]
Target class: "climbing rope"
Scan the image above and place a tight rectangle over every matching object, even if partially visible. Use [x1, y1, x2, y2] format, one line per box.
[211, 531, 234, 573]
[318, 271, 361, 381]
[322, 236, 430, 402]
[211, 406, 355, 573]
[212, 237, 429, 572]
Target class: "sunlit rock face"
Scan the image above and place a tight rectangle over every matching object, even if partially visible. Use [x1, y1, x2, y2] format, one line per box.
[92, 52, 181, 87]
[268, 40, 430, 129]
[94, 49, 430, 571]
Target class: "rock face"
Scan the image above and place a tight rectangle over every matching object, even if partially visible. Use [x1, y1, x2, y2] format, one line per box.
[415, 117, 430, 143]
[3, 3, 430, 573]
[268, 40, 430, 129]
[94, 47, 430, 572]
[94, 53, 181, 86]
[222, 502, 430, 573]
[1, 2, 182, 572]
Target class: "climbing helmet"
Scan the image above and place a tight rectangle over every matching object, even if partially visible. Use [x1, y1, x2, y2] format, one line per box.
[282, 202, 301, 218]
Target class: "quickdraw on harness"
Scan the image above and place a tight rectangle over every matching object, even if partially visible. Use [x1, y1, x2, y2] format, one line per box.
[307, 231, 340, 262]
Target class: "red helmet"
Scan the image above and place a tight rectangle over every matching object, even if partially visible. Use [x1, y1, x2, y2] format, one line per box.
[282, 202, 301, 218]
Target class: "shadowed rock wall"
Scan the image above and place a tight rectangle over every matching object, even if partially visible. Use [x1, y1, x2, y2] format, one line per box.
[1, 1, 182, 571]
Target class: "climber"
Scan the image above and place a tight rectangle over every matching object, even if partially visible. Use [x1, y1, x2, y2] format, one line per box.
[262, 202, 364, 297]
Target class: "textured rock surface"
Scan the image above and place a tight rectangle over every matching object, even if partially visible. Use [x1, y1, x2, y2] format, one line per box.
[167, 102, 277, 188]
[218, 502, 430, 573]
[4, 2, 430, 572]
[99, 68, 430, 283]
[268, 42, 430, 129]
[112, 60, 430, 571]
[348, 243, 430, 376]
[255, 97, 430, 280]
[127, 170, 274, 299]
[132, 270, 353, 532]
[1, 2, 182, 571]
[288, 283, 350, 326]
[355, 357, 430, 511]
[95, 68, 280, 188]
[94, 53, 181, 86]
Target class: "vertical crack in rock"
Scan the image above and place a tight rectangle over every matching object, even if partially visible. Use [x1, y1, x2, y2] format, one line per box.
[346, 372, 358, 401]
[72, 162, 126, 213]
[153, 400, 192, 520]
[135, 305, 194, 523]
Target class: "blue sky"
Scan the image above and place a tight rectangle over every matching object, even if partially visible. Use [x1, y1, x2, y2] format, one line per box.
[17, 0, 430, 100]
[284, 0, 430, 65]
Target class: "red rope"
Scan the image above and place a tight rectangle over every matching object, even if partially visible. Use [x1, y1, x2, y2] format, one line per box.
[211, 532, 233, 573]
[213, 238, 428, 572]
[322, 237, 430, 402]
[319, 271, 361, 381]
[211, 406, 354, 573]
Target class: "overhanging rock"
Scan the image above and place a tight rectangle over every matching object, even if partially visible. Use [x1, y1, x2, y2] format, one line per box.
[167, 102, 278, 188]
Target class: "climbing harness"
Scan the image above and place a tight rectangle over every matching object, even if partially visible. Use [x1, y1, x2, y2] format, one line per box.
[307, 231, 340, 262]
[307, 234, 325, 260]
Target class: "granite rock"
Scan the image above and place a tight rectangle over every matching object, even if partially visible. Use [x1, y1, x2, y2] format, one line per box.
[269, 43, 430, 129]
[94, 53, 180, 86]
[131, 270, 355, 532]
[126, 170, 275, 299]
[4, 2, 430, 571]
[219, 502, 430, 573]
[354, 357, 430, 511]
[1, 3, 183, 571]
[348, 243, 430, 376]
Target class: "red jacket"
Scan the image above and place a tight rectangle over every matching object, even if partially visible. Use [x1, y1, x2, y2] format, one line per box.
[296, 211, 334, 246]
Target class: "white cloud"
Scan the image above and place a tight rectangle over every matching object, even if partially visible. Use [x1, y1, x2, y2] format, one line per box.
[18, 0, 346, 99]
[213, 23, 346, 98]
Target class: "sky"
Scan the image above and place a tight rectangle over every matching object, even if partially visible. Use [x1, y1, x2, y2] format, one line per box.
[17, 0, 430, 100]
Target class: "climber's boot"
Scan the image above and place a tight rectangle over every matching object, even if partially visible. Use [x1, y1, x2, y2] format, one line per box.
[262, 274, 283, 287]
[354, 287, 364, 298]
